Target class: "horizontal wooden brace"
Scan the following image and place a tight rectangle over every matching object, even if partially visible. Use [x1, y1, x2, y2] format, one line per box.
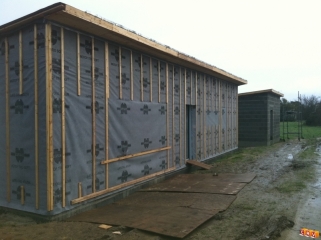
[71, 166, 176, 205]
[101, 146, 171, 164]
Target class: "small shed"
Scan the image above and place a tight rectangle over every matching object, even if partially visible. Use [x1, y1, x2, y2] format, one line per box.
[0, 3, 247, 217]
[238, 89, 283, 147]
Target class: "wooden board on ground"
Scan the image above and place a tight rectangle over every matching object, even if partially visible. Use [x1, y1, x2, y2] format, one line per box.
[68, 204, 218, 238]
[115, 192, 236, 212]
[186, 160, 212, 170]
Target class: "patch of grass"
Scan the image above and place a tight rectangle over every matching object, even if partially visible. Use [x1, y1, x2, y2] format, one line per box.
[276, 180, 306, 193]
[280, 122, 321, 140]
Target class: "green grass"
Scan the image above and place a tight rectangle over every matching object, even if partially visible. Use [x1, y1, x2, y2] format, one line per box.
[280, 121, 321, 140]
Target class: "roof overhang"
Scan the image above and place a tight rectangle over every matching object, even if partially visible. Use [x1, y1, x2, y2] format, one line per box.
[238, 89, 284, 97]
[0, 2, 247, 86]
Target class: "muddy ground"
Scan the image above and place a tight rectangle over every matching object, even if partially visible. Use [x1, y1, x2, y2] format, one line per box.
[1, 139, 321, 240]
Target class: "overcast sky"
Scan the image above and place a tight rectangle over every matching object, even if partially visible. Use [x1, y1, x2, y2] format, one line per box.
[1, 0, 320, 101]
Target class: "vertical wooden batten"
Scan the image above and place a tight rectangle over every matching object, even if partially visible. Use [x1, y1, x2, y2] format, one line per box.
[166, 63, 169, 168]
[118, 47, 122, 99]
[60, 27, 66, 208]
[158, 61, 160, 103]
[5, 37, 10, 203]
[140, 54, 143, 101]
[45, 23, 53, 211]
[179, 68, 182, 165]
[130, 50, 133, 100]
[91, 38, 96, 192]
[171, 66, 174, 167]
[149, 58, 152, 101]
[19, 30, 23, 95]
[20, 186, 25, 205]
[77, 33, 80, 96]
[105, 42, 109, 189]
[202, 75, 207, 158]
[34, 24, 39, 209]
[184, 69, 186, 163]
[218, 80, 222, 153]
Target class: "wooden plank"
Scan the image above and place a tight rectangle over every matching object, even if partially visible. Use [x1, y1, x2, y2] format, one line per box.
[34, 24, 39, 209]
[186, 160, 212, 170]
[166, 63, 169, 169]
[171, 66, 175, 167]
[140, 54, 143, 101]
[179, 68, 182, 165]
[202, 75, 207, 158]
[101, 146, 171, 164]
[219, 80, 222, 153]
[119, 46, 122, 99]
[77, 33, 80, 96]
[78, 182, 82, 198]
[5, 37, 10, 203]
[92, 38, 96, 193]
[130, 50, 133, 100]
[20, 186, 25, 205]
[149, 58, 152, 101]
[19, 30, 23, 95]
[158, 60, 160, 103]
[105, 42, 109, 189]
[45, 23, 53, 211]
[61, 27, 66, 208]
[71, 167, 176, 205]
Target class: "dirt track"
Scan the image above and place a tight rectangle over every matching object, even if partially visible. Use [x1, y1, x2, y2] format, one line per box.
[0, 140, 320, 240]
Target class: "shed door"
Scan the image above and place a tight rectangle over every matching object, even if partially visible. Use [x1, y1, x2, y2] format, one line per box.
[186, 105, 196, 159]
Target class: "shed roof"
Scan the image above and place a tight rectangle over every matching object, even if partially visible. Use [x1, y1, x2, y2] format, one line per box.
[238, 89, 284, 97]
[0, 2, 247, 86]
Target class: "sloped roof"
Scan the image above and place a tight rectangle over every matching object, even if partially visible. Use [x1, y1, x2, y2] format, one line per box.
[0, 2, 247, 86]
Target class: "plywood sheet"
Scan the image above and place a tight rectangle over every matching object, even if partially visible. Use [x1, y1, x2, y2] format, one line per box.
[116, 192, 236, 212]
[68, 203, 218, 238]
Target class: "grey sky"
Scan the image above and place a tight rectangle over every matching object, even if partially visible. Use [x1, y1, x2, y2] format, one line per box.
[1, 0, 320, 101]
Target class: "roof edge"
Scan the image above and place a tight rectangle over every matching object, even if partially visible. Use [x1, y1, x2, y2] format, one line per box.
[239, 89, 284, 97]
[0, 2, 66, 33]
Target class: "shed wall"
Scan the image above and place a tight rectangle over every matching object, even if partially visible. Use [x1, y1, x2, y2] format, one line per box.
[238, 93, 281, 147]
[0, 22, 239, 215]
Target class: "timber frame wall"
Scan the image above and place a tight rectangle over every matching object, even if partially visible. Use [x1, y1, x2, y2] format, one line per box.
[0, 3, 246, 215]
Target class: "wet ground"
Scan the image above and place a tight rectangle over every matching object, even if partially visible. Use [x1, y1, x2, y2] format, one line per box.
[0, 139, 320, 240]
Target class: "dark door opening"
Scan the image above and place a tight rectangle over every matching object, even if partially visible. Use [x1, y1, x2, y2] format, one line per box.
[186, 105, 196, 159]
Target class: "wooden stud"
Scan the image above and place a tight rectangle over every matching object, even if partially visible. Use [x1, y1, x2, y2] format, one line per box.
[195, 72, 198, 159]
[166, 63, 169, 169]
[203, 75, 206, 158]
[92, 38, 96, 193]
[179, 68, 182, 165]
[105, 42, 109, 189]
[236, 87, 239, 146]
[172, 66, 175, 167]
[140, 54, 143, 101]
[34, 24, 39, 209]
[45, 23, 53, 211]
[78, 182, 82, 198]
[19, 30, 23, 95]
[71, 166, 176, 205]
[130, 50, 133, 101]
[149, 58, 152, 101]
[158, 60, 160, 103]
[119, 46, 122, 99]
[219, 80, 222, 153]
[5, 37, 10, 203]
[77, 33, 80, 96]
[20, 186, 25, 205]
[101, 146, 171, 164]
[184, 69, 186, 164]
[61, 27, 66, 208]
